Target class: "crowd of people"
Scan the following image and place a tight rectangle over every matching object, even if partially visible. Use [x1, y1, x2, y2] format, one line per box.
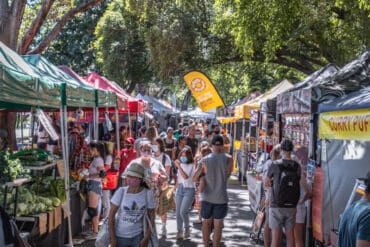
[74, 120, 234, 247]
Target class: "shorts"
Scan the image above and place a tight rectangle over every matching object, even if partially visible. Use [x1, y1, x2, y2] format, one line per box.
[269, 207, 296, 230]
[87, 180, 102, 196]
[296, 203, 306, 224]
[201, 201, 228, 220]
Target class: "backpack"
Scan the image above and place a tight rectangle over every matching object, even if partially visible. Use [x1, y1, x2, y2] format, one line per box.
[274, 160, 301, 208]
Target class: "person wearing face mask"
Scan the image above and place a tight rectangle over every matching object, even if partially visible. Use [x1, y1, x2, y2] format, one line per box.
[123, 140, 168, 218]
[109, 162, 155, 247]
[174, 147, 196, 240]
[152, 137, 172, 238]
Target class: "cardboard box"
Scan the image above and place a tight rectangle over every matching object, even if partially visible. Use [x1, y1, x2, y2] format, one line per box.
[47, 210, 55, 233]
[38, 213, 47, 235]
[54, 206, 62, 227]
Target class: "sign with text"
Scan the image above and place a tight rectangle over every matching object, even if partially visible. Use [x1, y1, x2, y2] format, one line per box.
[183, 71, 224, 112]
[319, 108, 370, 141]
[37, 109, 59, 141]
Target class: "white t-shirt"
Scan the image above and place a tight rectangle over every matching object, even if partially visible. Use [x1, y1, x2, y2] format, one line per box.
[88, 156, 104, 181]
[105, 154, 113, 167]
[153, 153, 171, 168]
[178, 163, 195, 188]
[111, 187, 155, 238]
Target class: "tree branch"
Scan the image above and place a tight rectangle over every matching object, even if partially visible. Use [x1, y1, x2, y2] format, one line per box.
[27, 0, 104, 54]
[19, 0, 55, 54]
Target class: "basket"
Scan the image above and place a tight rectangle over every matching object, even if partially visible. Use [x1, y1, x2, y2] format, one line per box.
[102, 170, 119, 190]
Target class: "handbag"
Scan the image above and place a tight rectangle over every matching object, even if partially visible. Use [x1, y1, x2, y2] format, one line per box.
[95, 187, 126, 247]
[143, 190, 159, 247]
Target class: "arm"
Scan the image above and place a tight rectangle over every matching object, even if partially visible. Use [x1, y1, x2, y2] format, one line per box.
[226, 155, 233, 178]
[193, 160, 204, 182]
[356, 240, 370, 247]
[299, 176, 312, 204]
[174, 160, 189, 180]
[108, 203, 119, 247]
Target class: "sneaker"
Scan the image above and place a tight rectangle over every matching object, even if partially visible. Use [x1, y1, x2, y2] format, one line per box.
[184, 229, 191, 239]
[176, 232, 184, 240]
[84, 232, 97, 240]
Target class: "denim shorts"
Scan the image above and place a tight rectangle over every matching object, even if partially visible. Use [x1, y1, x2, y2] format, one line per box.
[87, 180, 102, 196]
[116, 232, 143, 247]
[201, 201, 228, 220]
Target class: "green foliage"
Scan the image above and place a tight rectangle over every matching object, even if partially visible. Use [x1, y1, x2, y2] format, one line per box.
[94, 0, 154, 92]
[44, 3, 108, 75]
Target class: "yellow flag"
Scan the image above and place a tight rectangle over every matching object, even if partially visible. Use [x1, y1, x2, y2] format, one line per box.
[183, 71, 224, 112]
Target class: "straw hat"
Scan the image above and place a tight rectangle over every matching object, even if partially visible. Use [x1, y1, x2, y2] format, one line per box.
[125, 162, 145, 178]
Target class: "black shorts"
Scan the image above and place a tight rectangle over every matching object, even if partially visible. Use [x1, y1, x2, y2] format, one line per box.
[201, 201, 228, 220]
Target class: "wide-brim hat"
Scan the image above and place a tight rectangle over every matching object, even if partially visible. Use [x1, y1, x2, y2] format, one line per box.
[125, 162, 145, 178]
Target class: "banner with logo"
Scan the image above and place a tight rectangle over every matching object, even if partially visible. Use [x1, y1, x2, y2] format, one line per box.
[183, 71, 224, 112]
[319, 108, 370, 141]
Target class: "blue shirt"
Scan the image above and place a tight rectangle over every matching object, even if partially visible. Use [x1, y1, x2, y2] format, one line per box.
[338, 199, 370, 247]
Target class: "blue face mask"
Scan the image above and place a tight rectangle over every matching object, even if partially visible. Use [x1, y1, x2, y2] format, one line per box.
[180, 156, 188, 163]
[151, 145, 159, 153]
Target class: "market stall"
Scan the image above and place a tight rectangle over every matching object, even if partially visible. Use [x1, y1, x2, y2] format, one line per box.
[311, 50, 370, 246]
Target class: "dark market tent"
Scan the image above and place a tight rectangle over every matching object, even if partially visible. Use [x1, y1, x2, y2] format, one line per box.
[316, 87, 370, 243]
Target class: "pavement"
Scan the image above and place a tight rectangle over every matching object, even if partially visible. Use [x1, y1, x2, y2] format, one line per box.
[75, 175, 263, 246]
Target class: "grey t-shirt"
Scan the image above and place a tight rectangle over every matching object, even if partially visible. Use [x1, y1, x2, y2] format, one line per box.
[267, 159, 301, 208]
[200, 152, 229, 204]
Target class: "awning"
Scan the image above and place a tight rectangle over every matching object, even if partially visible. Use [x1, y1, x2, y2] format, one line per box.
[22, 55, 96, 108]
[0, 41, 60, 109]
[234, 80, 293, 118]
[216, 116, 241, 124]
[83, 72, 137, 110]
[59, 66, 117, 108]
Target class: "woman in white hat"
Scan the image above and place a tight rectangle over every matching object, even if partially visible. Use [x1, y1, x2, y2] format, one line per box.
[109, 162, 155, 247]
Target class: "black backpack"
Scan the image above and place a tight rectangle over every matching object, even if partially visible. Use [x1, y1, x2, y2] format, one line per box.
[274, 160, 301, 208]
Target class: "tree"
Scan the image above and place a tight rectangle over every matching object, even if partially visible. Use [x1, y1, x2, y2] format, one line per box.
[94, 0, 154, 94]
[0, 0, 106, 148]
[44, 2, 108, 75]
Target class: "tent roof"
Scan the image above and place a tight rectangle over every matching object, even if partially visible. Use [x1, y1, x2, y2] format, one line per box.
[83, 72, 136, 109]
[181, 107, 215, 119]
[59, 66, 116, 108]
[234, 80, 293, 118]
[22, 55, 97, 108]
[318, 86, 370, 113]
[0, 41, 60, 109]
[136, 94, 177, 114]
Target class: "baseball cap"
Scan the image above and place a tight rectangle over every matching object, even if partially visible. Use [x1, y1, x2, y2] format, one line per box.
[211, 135, 224, 146]
[125, 137, 135, 144]
[125, 162, 145, 178]
[280, 139, 294, 152]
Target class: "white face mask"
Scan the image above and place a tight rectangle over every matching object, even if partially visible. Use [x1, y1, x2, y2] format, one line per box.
[195, 134, 201, 139]
[141, 151, 152, 157]
[151, 145, 159, 153]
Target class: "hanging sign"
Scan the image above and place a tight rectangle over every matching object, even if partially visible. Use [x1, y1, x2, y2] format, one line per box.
[183, 71, 224, 112]
[319, 108, 370, 141]
[37, 109, 59, 141]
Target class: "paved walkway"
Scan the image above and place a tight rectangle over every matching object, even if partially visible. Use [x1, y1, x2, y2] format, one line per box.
[76, 175, 263, 246]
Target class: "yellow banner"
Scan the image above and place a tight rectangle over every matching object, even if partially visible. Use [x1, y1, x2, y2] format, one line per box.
[319, 108, 370, 141]
[183, 71, 224, 112]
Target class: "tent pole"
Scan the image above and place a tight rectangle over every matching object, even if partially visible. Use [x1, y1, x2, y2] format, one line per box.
[60, 105, 73, 247]
[115, 107, 120, 151]
[93, 107, 98, 141]
[248, 120, 252, 170]
[128, 107, 132, 138]
[241, 118, 246, 186]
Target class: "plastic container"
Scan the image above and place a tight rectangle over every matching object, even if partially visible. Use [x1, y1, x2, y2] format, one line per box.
[102, 170, 119, 190]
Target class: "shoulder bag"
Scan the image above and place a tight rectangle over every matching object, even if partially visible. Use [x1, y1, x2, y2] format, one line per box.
[95, 187, 126, 247]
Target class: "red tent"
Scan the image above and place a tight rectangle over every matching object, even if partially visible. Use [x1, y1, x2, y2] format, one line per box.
[83, 72, 144, 113]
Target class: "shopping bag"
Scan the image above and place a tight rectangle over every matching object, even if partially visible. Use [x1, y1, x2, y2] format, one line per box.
[143, 211, 159, 247]
[252, 207, 265, 234]
[95, 218, 109, 247]
[157, 185, 175, 216]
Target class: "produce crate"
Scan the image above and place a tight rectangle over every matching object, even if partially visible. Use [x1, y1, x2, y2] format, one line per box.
[47, 210, 55, 233]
